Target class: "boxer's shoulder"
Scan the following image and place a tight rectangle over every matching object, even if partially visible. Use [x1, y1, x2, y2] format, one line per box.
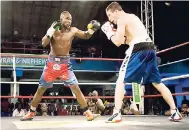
[71, 27, 79, 33]
[122, 13, 137, 24]
[117, 14, 128, 26]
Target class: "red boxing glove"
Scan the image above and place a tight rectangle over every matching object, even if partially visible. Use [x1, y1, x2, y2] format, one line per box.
[110, 23, 117, 32]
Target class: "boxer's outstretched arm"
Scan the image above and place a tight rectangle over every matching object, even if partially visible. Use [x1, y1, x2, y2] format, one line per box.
[74, 28, 92, 39]
[111, 18, 126, 47]
[74, 20, 100, 40]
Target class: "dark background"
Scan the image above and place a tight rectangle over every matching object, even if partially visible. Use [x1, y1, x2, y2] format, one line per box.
[1, 1, 189, 63]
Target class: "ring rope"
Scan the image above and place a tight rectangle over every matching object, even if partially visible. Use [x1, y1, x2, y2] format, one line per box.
[161, 74, 189, 81]
[1, 41, 189, 60]
[156, 42, 189, 54]
[0, 68, 119, 73]
[1, 47, 46, 51]
[1, 74, 189, 85]
[2, 41, 189, 98]
[1, 92, 189, 99]
[1, 56, 189, 73]
[158, 57, 189, 67]
[0, 81, 126, 85]
[1, 57, 188, 70]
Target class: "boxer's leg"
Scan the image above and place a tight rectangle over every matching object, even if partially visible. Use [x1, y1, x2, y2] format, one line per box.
[152, 83, 176, 110]
[114, 55, 130, 114]
[107, 51, 147, 123]
[70, 84, 88, 110]
[70, 84, 100, 120]
[144, 50, 182, 121]
[153, 83, 182, 121]
[106, 55, 130, 123]
[20, 62, 55, 121]
[60, 63, 87, 109]
[30, 87, 47, 109]
[30, 70, 54, 109]
[63, 68, 100, 121]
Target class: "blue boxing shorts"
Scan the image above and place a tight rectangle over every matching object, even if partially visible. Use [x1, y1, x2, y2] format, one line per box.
[39, 55, 78, 88]
[117, 42, 161, 84]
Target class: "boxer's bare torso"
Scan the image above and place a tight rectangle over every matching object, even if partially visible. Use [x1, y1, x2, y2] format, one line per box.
[49, 27, 89, 56]
[50, 28, 75, 56]
[119, 13, 150, 46]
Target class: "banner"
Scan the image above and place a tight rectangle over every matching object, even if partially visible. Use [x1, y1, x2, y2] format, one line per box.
[132, 82, 141, 104]
[0, 55, 117, 70]
[0, 57, 47, 67]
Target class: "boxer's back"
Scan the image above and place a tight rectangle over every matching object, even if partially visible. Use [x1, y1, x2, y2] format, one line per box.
[124, 14, 150, 45]
[49, 27, 75, 56]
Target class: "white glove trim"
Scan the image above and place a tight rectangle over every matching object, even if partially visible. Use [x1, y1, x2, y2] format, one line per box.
[101, 22, 115, 40]
[46, 27, 56, 38]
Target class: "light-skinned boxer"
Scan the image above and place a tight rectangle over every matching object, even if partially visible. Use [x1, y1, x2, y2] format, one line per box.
[101, 2, 182, 123]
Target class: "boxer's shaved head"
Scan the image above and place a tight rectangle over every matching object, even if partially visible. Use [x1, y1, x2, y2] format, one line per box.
[106, 2, 123, 13]
[106, 2, 123, 24]
[60, 11, 72, 18]
[60, 11, 72, 29]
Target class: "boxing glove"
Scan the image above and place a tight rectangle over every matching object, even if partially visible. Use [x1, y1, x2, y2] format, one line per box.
[101, 21, 116, 40]
[87, 20, 101, 34]
[46, 21, 62, 39]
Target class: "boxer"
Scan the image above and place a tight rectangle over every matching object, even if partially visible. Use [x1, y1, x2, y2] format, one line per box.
[20, 11, 100, 121]
[101, 2, 182, 122]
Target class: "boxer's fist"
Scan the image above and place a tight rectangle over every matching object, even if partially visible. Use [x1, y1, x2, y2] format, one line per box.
[101, 21, 116, 40]
[87, 20, 101, 34]
[51, 21, 62, 30]
[46, 21, 62, 38]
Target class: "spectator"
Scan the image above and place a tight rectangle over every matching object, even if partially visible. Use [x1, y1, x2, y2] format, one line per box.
[76, 105, 82, 115]
[12, 103, 25, 117]
[57, 105, 68, 116]
[30, 34, 37, 43]
[66, 105, 72, 115]
[87, 90, 105, 114]
[182, 96, 189, 106]
[36, 104, 41, 116]
[7, 108, 12, 117]
[41, 103, 48, 116]
[48, 103, 56, 116]
[181, 96, 189, 116]
[71, 105, 77, 115]
[9, 30, 20, 42]
[122, 99, 140, 115]
[104, 103, 114, 115]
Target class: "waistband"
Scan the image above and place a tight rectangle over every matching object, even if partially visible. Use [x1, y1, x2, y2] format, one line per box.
[129, 36, 152, 45]
[48, 55, 70, 63]
[132, 42, 155, 53]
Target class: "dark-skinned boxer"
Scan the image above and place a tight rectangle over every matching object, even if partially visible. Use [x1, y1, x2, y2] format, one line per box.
[21, 11, 100, 121]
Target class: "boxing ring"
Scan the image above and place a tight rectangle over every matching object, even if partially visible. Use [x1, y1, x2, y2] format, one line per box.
[1, 42, 189, 130]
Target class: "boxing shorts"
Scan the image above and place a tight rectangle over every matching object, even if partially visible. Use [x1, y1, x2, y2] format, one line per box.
[117, 41, 161, 84]
[39, 55, 78, 88]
